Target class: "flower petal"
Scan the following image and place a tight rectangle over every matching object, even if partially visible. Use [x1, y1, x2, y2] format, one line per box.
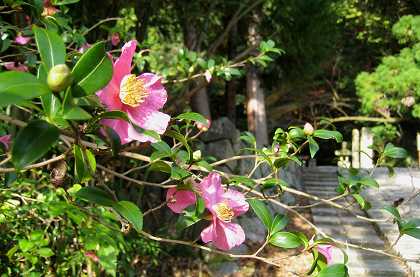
[15, 35, 31, 45]
[201, 220, 215, 243]
[113, 40, 137, 85]
[137, 73, 167, 110]
[96, 80, 122, 111]
[101, 119, 131, 144]
[317, 245, 333, 265]
[199, 172, 224, 210]
[0, 135, 11, 150]
[166, 188, 196, 213]
[201, 219, 246, 251]
[127, 108, 170, 135]
[223, 189, 249, 216]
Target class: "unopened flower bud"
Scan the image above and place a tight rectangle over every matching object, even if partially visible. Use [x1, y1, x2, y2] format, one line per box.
[47, 64, 73, 92]
[303, 122, 314, 136]
[196, 119, 211, 132]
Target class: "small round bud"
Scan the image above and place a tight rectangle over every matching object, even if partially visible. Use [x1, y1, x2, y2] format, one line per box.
[303, 123, 314, 136]
[47, 64, 73, 92]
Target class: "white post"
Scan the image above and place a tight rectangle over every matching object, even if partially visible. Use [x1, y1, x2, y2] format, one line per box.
[360, 127, 373, 168]
[352, 129, 360, 168]
[417, 133, 420, 167]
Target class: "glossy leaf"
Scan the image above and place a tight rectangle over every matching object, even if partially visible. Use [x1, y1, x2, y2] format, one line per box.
[308, 137, 319, 158]
[51, 0, 80, 4]
[73, 145, 96, 183]
[71, 41, 113, 97]
[270, 214, 289, 234]
[269, 231, 302, 248]
[318, 264, 348, 277]
[166, 130, 192, 163]
[170, 165, 192, 180]
[12, 120, 59, 169]
[313, 130, 343, 143]
[383, 143, 408, 159]
[112, 201, 143, 232]
[382, 206, 401, 221]
[176, 112, 208, 125]
[33, 26, 65, 71]
[0, 72, 51, 108]
[75, 186, 115, 206]
[63, 106, 92, 120]
[248, 199, 273, 229]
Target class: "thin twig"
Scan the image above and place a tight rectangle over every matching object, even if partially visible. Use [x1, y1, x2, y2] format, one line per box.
[97, 164, 174, 189]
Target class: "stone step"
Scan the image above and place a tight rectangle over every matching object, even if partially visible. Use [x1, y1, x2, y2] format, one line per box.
[304, 191, 341, 198]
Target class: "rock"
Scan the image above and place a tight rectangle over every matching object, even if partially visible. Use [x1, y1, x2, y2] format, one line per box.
[238, 216, 266, 243]
[201, 117, 238, 142]
[205, 139, 237, 171]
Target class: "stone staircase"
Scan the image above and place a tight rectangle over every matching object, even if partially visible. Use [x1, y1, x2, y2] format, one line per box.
[303, 166, 409, 277]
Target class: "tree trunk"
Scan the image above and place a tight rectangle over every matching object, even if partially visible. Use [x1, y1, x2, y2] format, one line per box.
[246, 11, 268, 146]
[183, 16, 211, 121]
[225, 19, 239, 123]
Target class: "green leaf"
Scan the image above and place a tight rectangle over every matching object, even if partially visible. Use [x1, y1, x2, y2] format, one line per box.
[103, 126, 121, 156]
[383, 143, 408, 159]
[38, 248, 54, 258]
[12, 120, 59, 169]
[18, 239, 34, 252]
[382, 206, 401, 221]
[359, 176, 379, 188]
[248, 199, 273, 229]
[318, 264, 348, 277]
[33, 26, 65, 71]
[313, 130, 343, 143]
[353, 193, 370, 210]
[308, 137, 320, 158]
[63, 106, 91, 120]
[230, 176, 256, 187]
[112, 201, 143, 232]
[75, 187, 115, 206]
[166, 130, 192, 163]
[0, 71, 51, 108]
[270, 214, 289, 234]
[402, 227, 420, 239]
[148, 160, 171, 174]
[71, 41, 113, 97]
[170, 165, 192, 180]
[73, 145, 96, 183]
[269, 232, 302, 249]
[51, 0, 80, 5]
[176, 112, 208, 125]
[151, 141, 173, 161]
[98, 111, 130, 122]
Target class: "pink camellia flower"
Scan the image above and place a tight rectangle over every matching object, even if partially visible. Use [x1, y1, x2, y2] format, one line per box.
[111, 33, 121, 46]
[0, 135, 11, 150]
[14, 34, 31, 45]
[166, 187, 197, 213]
[317, 244, 333, 265]
[199, 173, 249, 250]
[3, 62, 28, 72]
[97, 40, 170, 143]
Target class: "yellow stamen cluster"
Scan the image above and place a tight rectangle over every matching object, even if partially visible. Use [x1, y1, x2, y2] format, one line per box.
[119, 74, 148, 107]
[213, 202, 234, 222]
